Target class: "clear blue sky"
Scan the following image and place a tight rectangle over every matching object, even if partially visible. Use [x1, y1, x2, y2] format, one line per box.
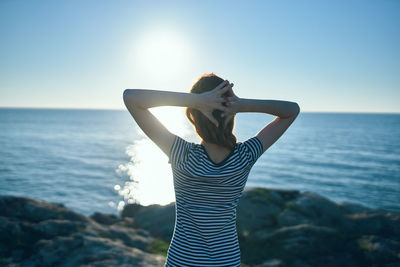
[1, 0, 399, 113]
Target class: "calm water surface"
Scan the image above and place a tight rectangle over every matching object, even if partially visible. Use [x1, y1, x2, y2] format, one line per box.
[0, 108, 399, 215]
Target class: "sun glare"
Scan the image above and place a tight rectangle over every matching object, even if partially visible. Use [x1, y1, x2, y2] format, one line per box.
[149, 106, 192, 136]
[116, 138, 175, 207]
[133, 29, 193, 80]
[115, 107, 194, 207]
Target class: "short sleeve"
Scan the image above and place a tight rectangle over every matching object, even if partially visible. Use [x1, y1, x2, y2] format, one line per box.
[168, 135, 192, 166]
[242, 136, 264, 165]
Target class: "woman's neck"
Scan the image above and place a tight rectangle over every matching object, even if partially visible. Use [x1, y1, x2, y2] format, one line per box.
[200, 141, 232, 163]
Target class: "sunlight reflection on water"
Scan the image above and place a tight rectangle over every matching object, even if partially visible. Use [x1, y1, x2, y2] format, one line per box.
[115, 107, 193, 209]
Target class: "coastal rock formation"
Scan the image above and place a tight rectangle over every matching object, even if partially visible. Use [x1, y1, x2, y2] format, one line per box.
[1, 187, 399, 266]
[236, 188, 400, 266]
[121, 187, 400, 266]
[0, 196, 165, 266]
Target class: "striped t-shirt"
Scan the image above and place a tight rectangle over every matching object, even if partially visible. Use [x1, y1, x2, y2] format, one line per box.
[165, 135, 264, 267]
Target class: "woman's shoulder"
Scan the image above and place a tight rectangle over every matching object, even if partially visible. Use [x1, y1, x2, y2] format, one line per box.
[177, 135, 261, 149]
[239, 136, 264, 164]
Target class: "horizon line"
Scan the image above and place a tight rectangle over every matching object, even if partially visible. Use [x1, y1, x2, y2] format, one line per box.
[0, 106, 399, 115]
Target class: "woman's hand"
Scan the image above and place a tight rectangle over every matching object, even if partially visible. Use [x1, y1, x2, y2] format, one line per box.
[195, 80, 238, 127]
[221, 85, 240, 127]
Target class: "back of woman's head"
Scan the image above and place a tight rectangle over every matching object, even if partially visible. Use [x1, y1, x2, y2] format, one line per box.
[186, 73, 237, 150]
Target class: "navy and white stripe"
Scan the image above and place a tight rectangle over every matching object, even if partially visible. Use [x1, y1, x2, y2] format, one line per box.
[165, 135, 264, 267]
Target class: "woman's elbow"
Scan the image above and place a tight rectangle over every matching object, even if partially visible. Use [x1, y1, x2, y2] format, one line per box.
[123, 89, 134, 107]
[123, 89, 131, 99]
[291, 102, 300, 117]
[123, 89, 143, 109]
[295, 103, 300, 114]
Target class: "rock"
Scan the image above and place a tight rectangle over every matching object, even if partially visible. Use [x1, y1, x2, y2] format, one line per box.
[338, 201, 379, 214]
[2, 187, 400, 267]
[90, 212, 121, 225]
[256, 258, 284, 266]
[0, 195, 165, 266]
[276, 209, 311, 226]
[257, 223, 340, 247]
[33, 219, 86, 238]
[292, 191, 345, 225]
[235, 188, 400, 266]
[119, 187, 400, 266]
[357, 235, 400, 263]
[237, 189, 283, 233]
[347, 212, 400, 236]
[243, 187, 300, 206]
[30, 234, 165, 267]
[0, 195, 88, 223]
[121, 203, 143, 218]
[121, 202, 176, 242]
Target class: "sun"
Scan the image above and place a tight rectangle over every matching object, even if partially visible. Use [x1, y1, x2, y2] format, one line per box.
[133, 29, 193, 80]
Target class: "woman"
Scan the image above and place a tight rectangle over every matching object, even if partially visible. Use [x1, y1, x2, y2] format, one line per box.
[123, 73, 300, 267]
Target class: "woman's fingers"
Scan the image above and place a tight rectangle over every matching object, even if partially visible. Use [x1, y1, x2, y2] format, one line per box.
[223, 116, 230, 127]
[216, 94, 237, 103]
[203, 108, 235, 128]
[226, 96, 239, 102]
[213, 103, 228, 112]
[228, 87, 239, 99]
[217, 83, 233, 96]
[213, 80, 229, 92]
[216, 97, 226, 103]
[223, 113, 234, 127]
[221, 108, 234, 117]
[204, 112, 219, 127]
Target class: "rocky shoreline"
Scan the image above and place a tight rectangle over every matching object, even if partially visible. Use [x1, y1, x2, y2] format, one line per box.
[1, 187, 399, 266]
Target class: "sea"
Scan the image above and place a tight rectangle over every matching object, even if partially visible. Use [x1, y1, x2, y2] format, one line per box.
[0, 107, 399, 216]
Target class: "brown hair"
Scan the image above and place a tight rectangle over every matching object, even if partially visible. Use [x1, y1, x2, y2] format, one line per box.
[186, 73, 237, 150]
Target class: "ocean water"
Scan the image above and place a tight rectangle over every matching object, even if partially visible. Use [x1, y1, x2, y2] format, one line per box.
[0, 107, 399, 216]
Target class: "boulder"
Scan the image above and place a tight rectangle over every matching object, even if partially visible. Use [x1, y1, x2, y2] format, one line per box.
[0, 195, 165, 266]
[90, 212, 121, 225]
[2, 187, 400, 267]
[120, 187, 400, 266]
[0, 195, 88, 223]
[122, 202, 176, 242]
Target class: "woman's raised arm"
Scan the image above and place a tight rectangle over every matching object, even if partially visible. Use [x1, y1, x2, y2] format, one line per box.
[123, 89, 197, 157]
[233, 98, 300, 118]
[123, 89, 199, 109]
[122, 81, 232, 156]
[225, 95, 300, 153]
